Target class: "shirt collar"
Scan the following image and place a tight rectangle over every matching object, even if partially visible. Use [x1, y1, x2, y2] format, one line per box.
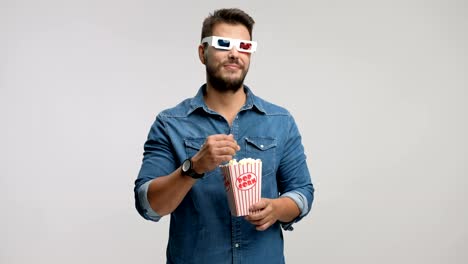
[187, 84, 267, 116]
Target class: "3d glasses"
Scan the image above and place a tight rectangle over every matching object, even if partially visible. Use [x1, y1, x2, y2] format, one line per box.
[201, 36, 257, 53]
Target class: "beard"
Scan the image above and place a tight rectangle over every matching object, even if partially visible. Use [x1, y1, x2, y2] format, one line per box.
[205, 58, 249, 93]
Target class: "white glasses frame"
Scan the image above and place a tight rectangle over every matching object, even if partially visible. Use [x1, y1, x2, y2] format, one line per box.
[201, 36, 257, 53]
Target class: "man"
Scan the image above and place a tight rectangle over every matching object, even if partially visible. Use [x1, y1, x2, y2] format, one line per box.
[134, 8, 314, 264]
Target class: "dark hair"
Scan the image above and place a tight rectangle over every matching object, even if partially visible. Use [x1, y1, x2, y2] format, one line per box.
[201, 8, 255, 41]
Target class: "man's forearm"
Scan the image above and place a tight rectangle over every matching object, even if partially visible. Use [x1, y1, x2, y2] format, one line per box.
[274, 197, 301, 223]
[147, 169, 197, 216]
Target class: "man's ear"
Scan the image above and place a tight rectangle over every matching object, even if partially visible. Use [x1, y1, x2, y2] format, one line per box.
[198, 45, 206, 65]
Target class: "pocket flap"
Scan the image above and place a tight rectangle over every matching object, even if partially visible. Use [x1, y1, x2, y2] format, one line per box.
[245, 137, 277, 151]
[184, 138, 205, 151]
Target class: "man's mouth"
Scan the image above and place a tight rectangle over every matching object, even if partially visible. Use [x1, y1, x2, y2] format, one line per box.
[223, 63, 241, 70]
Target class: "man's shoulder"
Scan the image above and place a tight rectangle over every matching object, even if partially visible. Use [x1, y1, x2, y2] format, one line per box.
[158, 98, 194, 118]
[253, 94, 291, 116]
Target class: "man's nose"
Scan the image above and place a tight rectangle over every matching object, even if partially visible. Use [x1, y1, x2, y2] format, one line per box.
[228, 47, 239, 60]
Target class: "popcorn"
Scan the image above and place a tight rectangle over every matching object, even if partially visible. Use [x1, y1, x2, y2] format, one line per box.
[227, 158, 261, 166]
[220, 158, 262, 216]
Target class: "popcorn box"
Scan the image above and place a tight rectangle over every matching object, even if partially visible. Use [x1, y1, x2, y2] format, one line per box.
[220, 159, 262, 216]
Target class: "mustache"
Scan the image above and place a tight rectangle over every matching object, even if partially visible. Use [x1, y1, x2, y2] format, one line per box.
[222, 58, 242, 67]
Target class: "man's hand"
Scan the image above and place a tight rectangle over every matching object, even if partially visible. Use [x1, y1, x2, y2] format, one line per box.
[245, 197, 301, 231]
[191, 134, 240, 174]
[244, 198, 279, 231]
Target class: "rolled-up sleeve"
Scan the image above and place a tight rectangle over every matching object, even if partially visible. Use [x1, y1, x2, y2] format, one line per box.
[277, 114, 315, 230]
[134, 114, 176, 221]
[137, 180, 162, 221]
[280, 191, 309, 230]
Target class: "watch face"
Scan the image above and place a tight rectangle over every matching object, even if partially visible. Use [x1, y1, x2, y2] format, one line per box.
[182, 159, 191, 172]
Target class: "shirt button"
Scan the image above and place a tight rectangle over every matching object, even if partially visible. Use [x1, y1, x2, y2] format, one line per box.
[235, 243, 239, 248]
[260, 144, 264, 148]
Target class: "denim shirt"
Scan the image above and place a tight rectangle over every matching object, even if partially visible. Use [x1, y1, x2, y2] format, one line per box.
[134, 85, 314, 264]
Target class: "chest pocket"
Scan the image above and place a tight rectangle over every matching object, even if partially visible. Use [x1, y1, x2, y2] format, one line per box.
[244, 137, 277, 177]
[184, 138, 205, 158]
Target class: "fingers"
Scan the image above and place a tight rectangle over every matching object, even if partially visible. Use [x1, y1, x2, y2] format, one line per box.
[249, 199, 267, 212]
[205, 134, 240, 152]
[213, 145, 237, 156]
[246, 212, 275, 231]
[248, 217, 274, 231]
[193, 134, 241, 172]
[245, 199, 268, 221]
[245, 199, 277, 231]
[203, 134, 240, 158]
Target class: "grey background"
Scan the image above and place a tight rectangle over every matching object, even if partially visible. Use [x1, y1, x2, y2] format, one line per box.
[1, 0, 467, 263]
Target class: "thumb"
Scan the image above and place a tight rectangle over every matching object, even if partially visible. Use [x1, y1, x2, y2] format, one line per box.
[249, 198, 266, 211]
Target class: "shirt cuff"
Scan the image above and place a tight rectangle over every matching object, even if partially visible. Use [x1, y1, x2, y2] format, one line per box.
[138, 180, 162, 222]
[280, 191, 309, 231]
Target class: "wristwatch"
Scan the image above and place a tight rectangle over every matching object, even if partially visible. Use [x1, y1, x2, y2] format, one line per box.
[181, 158, 204, 179]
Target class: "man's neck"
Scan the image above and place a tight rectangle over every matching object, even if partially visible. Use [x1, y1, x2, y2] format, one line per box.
[204, 84, 246, 125]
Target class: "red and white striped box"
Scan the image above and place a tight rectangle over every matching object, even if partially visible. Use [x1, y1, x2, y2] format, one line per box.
[220, 159, 262, 216]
